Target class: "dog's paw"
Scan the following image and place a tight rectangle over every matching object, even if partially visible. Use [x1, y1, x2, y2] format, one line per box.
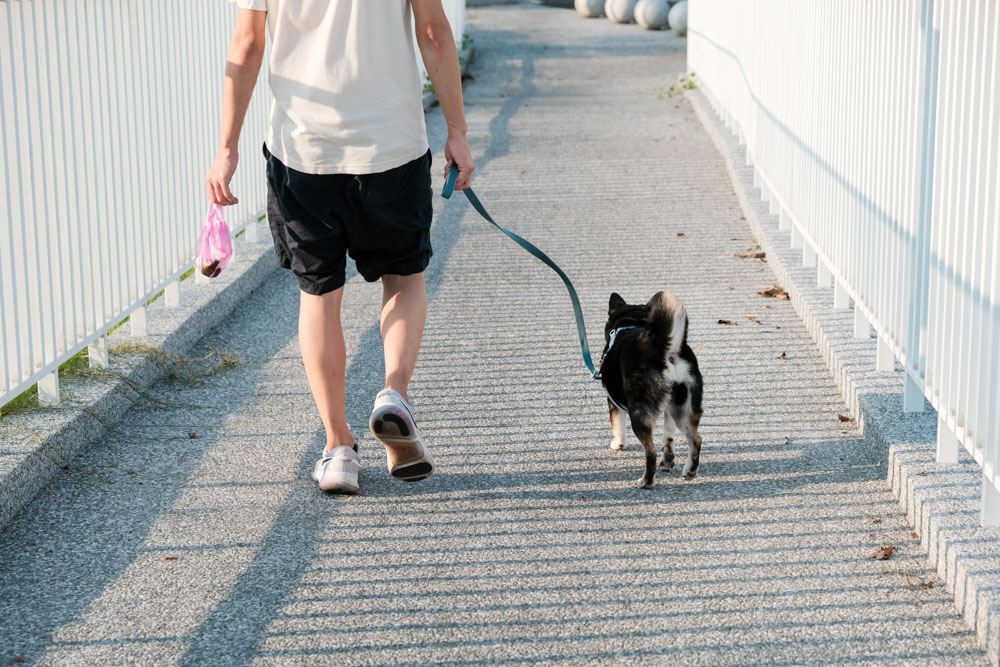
[661, 457, 674, 472]
[636, 477, 654, 489]
[609, 440, 627, 451]
[682, 468, 697, 480]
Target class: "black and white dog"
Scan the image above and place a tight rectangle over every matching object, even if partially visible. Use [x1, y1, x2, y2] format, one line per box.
[600, 291, 704, 488]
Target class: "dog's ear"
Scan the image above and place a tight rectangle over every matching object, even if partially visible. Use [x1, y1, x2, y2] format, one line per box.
[646, 291, 665, 308]
[609, 293, 626, 314]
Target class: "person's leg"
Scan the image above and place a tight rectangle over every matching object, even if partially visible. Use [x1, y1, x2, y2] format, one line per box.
[298, 286, 355, 452]
[380, 272, 427, 401]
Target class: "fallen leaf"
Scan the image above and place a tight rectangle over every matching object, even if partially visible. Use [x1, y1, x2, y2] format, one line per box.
[900, 571, 935, 590]
[865, 545, 896, 560]
[872, 518, 881, 524]
[748, 316, 763, 325]
[676, 232, 685, 237]
[163, 555, 178, 562]
[778, 352, 787, 360]
[717, 319, 737, 326]
[739, 252, 766, 259]
[837, 414, 852, 422]
[917, 472, 927, 477]
[911, 532, 919, 539]
[757, 286, 790, 300]
[783, 436, 790, 445]
[13, 658, 25, 664]
[578, 496, 586, 501]
[188, 432, 197, 439]
[775, 325, 781, 329]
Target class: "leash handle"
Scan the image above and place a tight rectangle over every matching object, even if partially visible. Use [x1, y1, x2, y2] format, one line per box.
[442, 165, 600, 379]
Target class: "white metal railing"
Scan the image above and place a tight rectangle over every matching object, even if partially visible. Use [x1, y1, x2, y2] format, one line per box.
[689, 1, 1000, 523]
[1, 0, 269, 411]
[1, 0, 465, 412]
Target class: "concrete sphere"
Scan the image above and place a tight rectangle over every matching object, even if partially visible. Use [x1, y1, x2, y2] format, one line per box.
[634, 0, 671, 29]
[668, 0, 688, 36]
[605, 0, 638, 24]
[575, 0, 604, 18]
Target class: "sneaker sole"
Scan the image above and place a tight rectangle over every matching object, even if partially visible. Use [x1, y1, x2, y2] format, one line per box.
[370, 407, 434, 482]
[314, 472, 359, 494]
[318, 481, 360, 494]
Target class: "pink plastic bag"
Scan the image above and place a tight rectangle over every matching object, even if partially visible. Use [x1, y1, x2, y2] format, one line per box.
[196, 204, 233, 278]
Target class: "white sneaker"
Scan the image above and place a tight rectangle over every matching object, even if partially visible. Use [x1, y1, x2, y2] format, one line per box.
[312, 445, 360, 494]
[369, 388, 434, 482]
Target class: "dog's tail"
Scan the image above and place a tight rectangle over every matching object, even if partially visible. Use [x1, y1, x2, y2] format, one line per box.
[645, 291, 687, 357]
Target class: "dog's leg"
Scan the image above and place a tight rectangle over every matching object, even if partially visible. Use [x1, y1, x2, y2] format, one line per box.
[608, 400, 628, 451]
[630, 412, 657, 489]
[662, 413, 677, 471]
[682, 414, 704, 480]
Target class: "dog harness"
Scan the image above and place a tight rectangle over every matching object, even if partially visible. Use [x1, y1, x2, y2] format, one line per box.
[599, 326, 637, 412]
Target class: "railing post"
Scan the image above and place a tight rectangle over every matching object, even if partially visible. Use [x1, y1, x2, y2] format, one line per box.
[131, 305, 148, 337]
[802, 244, 817, 268]
[790, 227, 803, 250]
[88, 336, 109, 368]
[936, 413, 958, 463]
[877, 336, 894, 372]
[982, 474, 1000, 526]
[165, 279, 180, 308]
[778, 209, 790, 232]
[817, 262, 832, 289]
[903, 371, 925, 413]
[244, 217, 259, 244]
[854, 307, 871, 339]
[834, 281, 849, 310]
[38, 372, 59, 407]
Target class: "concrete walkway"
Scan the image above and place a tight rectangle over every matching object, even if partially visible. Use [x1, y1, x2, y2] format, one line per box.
[0, 4, 988, 665]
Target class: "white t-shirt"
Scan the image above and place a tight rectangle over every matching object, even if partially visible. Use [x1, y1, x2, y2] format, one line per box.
[235, 0, 429, 175]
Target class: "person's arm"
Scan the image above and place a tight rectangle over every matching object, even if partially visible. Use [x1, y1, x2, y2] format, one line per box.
[206, 8, 267, 206]
[411, 0, 475, 190]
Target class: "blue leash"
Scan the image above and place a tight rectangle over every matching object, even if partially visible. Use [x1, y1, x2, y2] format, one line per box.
[442, 165, 601, 380]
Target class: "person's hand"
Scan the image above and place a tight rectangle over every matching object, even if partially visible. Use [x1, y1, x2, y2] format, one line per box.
[206, 148, 240, 206]
[444, 133, 475, 190]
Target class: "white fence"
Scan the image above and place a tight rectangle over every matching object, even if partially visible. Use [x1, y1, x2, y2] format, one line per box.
[689, 1, 1000, 523]
[1, 0, 466, 412]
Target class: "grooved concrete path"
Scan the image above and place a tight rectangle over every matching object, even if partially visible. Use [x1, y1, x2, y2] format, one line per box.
[0, 5, 988, 665]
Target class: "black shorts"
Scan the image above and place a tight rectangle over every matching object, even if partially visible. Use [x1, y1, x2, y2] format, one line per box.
[264, 145, 434, 295]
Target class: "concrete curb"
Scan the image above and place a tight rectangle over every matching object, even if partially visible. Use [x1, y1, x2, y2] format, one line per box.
[687, 84, 1000, 666]
[0, 229, 279, 531]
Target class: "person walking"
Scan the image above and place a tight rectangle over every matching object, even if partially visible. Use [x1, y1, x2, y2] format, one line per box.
[205, 0, 474, 494]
